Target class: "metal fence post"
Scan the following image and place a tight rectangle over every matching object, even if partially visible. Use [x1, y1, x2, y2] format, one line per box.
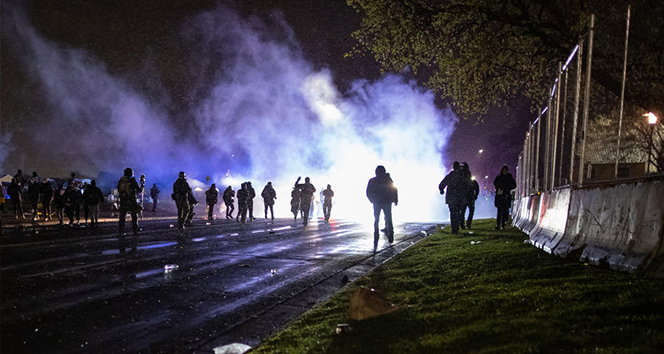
[614, 5, 631, 179]
[579, 14, 595, 187]
[570, 37, 584, 185]
[551, 61, 562, 190]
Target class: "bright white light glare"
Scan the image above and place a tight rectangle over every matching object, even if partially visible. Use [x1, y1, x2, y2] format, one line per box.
[645, 112, 658, 125]
[471, 176, 476, 181]
[478, 149, 483, 153]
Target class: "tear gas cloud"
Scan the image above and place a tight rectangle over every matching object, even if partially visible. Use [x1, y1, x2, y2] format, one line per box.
[3, 5, 459, 222]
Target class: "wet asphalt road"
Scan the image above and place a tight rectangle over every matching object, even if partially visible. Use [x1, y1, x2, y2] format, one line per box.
[1, 216, 436, 354]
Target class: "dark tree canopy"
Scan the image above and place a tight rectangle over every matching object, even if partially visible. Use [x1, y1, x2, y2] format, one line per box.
[347, 0, 664, 120]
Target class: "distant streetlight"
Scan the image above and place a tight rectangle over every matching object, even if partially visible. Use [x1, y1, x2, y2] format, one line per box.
[645, 112, 658, 173]
[478, 149, 484, 154]
[484, 175, 488, 179]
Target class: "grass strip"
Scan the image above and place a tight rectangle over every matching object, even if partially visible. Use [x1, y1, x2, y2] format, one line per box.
[253, 219, 664, 354]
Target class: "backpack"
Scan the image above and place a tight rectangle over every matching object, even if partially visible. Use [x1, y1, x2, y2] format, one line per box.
[118, 177, 131, 197]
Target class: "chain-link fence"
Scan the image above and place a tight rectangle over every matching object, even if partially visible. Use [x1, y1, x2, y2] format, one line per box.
[517, 5, 664, 198]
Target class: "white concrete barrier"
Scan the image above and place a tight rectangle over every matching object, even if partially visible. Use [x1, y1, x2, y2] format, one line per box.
[513, 179, 664, 276]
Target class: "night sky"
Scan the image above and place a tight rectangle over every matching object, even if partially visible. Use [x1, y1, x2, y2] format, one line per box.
[1, 0, 529, 189]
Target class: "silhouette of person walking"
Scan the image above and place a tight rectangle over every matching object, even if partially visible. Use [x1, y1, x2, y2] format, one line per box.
[366, 166, 398, 250]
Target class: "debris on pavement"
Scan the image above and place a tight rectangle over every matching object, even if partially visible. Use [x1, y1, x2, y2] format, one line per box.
[213, 343, 251, 354]
[348, 286, 405, 321]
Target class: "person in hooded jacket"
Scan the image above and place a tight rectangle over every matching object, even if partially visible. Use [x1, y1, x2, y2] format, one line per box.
[150, 184, 160, 212]
[247, 182, 256, 221]
[366, 165, 398, 249]
[236, 182, 249, 223]
[40, 178, 54, 221]
[173, 171, 192, 229]
[223, 185, 235, 219]
[322, 184, 334, 222]
[27, 172, 41, 220]
[290, 187, 301, 221]
[8, 178, 24, 219]
[493, 165, 516, 230]
[205, 184, 218, 220]
[261, 182, 277, 220]
[118, 168, 142, 236]
[85, 180, 104, 227]
[295, 177, 316, 226]
[439, 161, 464, 234]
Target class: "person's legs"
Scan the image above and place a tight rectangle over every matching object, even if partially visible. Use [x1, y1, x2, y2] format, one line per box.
[467, 202, 475, 229]
[91, 204, 99, 226]
[118, 208, 127, 235]
[43, 201, 51, 220]
[373, 203, 381, 249]
[459, 204, 467, 229]
[269, 204, 274, 220]
[449, 204, 459, 233]
[131, 211, 139, 234]
[383, 203, 394, 243]
[208, 203, 214, 220]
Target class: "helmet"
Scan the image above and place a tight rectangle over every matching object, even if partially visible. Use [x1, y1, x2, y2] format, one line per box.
[179, 171, 186, 178]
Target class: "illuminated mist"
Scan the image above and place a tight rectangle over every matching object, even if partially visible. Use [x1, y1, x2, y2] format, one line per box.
[2, 5, 457, 222]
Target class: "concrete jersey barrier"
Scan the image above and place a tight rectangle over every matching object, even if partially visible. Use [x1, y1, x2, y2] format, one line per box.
[513, 179, 664, 276]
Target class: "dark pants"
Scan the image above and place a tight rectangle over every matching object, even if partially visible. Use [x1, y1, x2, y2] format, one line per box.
[373, 203, 393, 247]
[43, 200, 51, 220]
[207, 203, 215, 220]
[496, 200, 510, 228]
[11, 195, 23, 218]
[466, 201, 475, 228]
[119, 208, 139, 235]
[56, 206, 64, 225]
[152, 198, 158, 212]
[31, 199, 39, 219]
[323, 201, 332, 221]
[264, 201, 274, 219]
[301, 197, 312, 225]
[237, 202, 247, 223]
[73, 201, 80, 222]
[65, 204, 75, 224]
[225, 201, 234, 218]
[448, 202, 462, 233]
[248, 199, 254, 220]
[176, 200, 190, 229]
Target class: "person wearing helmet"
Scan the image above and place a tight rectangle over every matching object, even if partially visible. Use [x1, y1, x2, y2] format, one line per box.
[117, 167, 143, 243]
[366, 165, 398, 250]
[172, 171, 192, 229]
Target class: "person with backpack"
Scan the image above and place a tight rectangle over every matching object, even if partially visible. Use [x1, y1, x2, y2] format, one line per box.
[84, 180, 104, 227]
[205, 184, 218, 220]
[117, 168, 142, 237]
[261, 181, 277, 220]
[223, 185, 235, 219]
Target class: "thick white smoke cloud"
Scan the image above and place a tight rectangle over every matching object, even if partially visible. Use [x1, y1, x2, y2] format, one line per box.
[3, 5, 456, 221]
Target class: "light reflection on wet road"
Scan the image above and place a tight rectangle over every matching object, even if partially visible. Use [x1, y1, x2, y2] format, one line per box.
[1, 217, 435, 353]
